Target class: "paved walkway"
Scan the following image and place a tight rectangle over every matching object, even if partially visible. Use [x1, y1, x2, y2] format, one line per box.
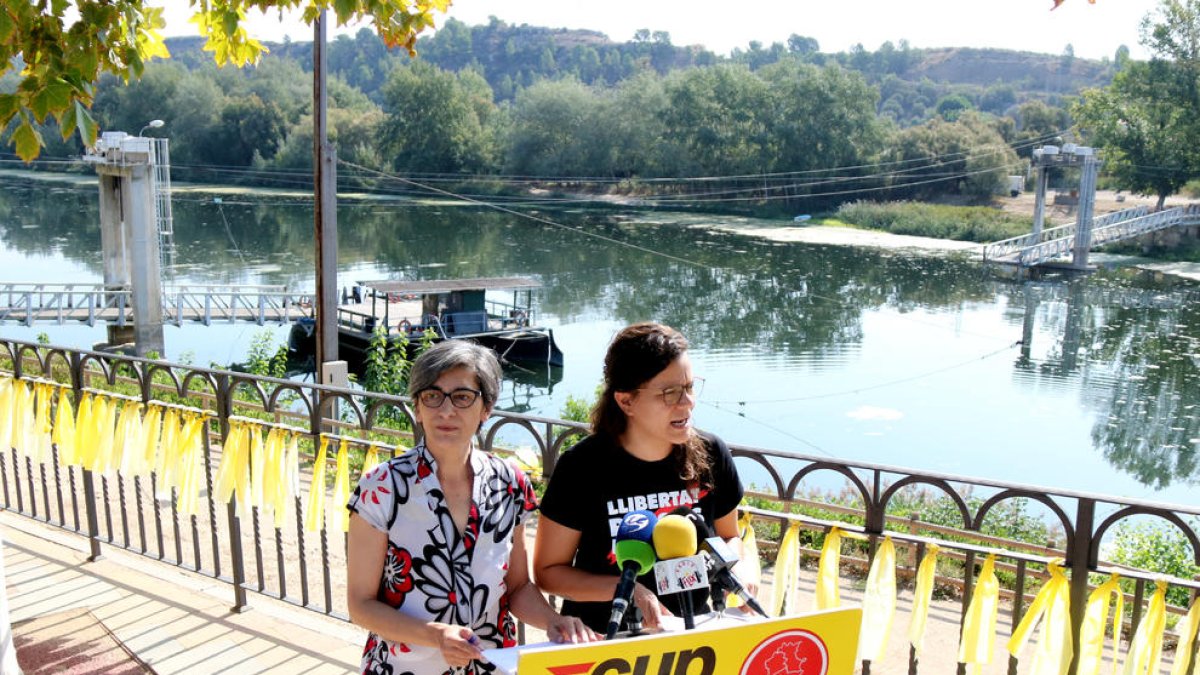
[2, 509, 1083, 675]
[2, 511, 363, 674]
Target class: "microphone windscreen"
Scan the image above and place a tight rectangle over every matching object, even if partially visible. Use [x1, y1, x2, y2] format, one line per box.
[652, 514, 698, 560]
[614, 538, 657, 575]
[615, 509, 657, 545]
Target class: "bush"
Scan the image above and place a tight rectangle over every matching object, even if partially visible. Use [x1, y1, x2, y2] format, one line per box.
[835, 200, 1032, 242]
[1108, 518, 1199, 608]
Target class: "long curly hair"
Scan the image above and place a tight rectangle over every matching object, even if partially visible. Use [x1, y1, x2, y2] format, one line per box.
[591, 322, 711, 487]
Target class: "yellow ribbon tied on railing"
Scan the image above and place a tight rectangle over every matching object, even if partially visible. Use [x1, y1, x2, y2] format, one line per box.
[93, 395, 118, 474]
[174, 413, 205, 516]
[1122, 580, 1169, 675]
[155, 408, 181, 489]
[261, 427, 285, 525]
[1170, 596, 1200, 675]
[770, 520, 802, 617]
[814, 526, 843, 611]
[52, 389, 76, 466]
[1007, 559, 1073, 675]
[361, 445, 380, 480]
[304, 436, 330, 532]
[0, 376, 13, 451]
[1077, 573, 1123, 675]
[268, 430, 299, 521]
[909, 543, 941, 653]
[135, 404, 163, 478]
[958, 554, 1000, 671]
[727, 511, 762, 610]
[248, 424, 265, 515]
[72, 393, 94, 469]
[330, 438, 351, 533]
[109, 401, 141, 477]
[31, 383, 53, 464]
[857, 536, 897, 664]
[215, 421, 252, 520]
[10, 379, 31, 458]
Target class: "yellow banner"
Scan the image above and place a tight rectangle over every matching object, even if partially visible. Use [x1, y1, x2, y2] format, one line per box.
[517, 608, 861, 675]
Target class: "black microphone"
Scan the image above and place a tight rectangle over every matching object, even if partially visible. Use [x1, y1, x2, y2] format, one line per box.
[606, 510, 658, 640]
[674, 507, 770, 618]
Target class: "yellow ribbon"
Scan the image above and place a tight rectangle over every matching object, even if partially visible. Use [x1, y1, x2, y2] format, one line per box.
[1122, 580, 1169, 675]
[72, 393, 94, 468]
[330, 438, 351, 532]
[136, 404, 162, 477]
[88, 395, 115, 473]
[361, 445, 380, 480]
[109, 402, 140, 476]
[1170, 596, 1200, 675]
[155, 408, 180, 487]
[958, 554, 1000, 669]
[1078, 574, 1123, 675]
[858, 536, 897, 664]
[815, 526, 843, 611]
[770, 520, 801, 617]
[0, 376, 13, 451]
[215, 421, 253, 520]
[727, 511, 761, 610]
[1008, 560, 1073, 675]
[31, 383, 52, 463]
[10, 379, 30, 457]
[304, 436, 330, 532]
[909, 543, 940, 653]
[52, 389, 76, 466]
[279, 432, 299, 519]
[261, 427, 284, 525]
[248, 424, 265, 515]
[175, 413, 205, 517]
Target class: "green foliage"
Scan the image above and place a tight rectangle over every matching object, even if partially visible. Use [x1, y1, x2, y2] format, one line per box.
[1109, 518, 1200, 607]
[35, 332, 49, 345]
[836, 200, 1031, 242]
[243, 330, 280, 377]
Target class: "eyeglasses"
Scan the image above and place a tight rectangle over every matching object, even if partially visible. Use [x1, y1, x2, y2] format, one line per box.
[416, 386, 482, 409]
[635, 378, 704, 406]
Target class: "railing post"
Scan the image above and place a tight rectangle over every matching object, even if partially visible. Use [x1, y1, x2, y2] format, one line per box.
[1067, 498, 1095, 675]
[216, 373, 250, 612]
[81, 469, 104, 561]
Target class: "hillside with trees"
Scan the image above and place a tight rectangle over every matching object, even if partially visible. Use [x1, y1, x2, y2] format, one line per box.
[3, 13, 1158, 215]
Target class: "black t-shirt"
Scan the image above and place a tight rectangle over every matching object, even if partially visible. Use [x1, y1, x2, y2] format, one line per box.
[538, 431, 745, 632]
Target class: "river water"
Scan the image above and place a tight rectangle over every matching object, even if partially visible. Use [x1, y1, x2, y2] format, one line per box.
[2, 173, 1197, 506]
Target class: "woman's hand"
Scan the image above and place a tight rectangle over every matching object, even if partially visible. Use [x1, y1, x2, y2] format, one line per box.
[431, 623, 485, 667]
[546, 614, 600, 644]
[632, 582, 672, 629]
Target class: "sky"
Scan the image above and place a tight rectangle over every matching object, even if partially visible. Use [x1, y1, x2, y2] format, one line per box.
[158, 0, 1163, 61]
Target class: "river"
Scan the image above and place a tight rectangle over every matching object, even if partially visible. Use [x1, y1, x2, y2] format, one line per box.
[2, 172, 1197, 506]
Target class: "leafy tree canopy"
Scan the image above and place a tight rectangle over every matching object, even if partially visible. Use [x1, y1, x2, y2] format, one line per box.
[0, 0, 447, 161]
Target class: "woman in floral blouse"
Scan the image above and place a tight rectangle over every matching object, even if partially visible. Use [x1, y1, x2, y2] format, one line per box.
[348, 340, 596, 675]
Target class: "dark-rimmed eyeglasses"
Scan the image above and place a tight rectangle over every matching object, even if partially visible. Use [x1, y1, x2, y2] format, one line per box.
[635, 378, 703, 406]
[416, 387, 482, 409]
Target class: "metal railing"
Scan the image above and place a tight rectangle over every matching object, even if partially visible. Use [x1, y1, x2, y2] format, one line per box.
[0, 338, 1197, 674]
[0, 283, 314, 326]
[983, 204, 1200, 268]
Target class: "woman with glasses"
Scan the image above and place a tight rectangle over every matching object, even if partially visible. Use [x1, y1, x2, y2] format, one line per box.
[347, 340, 595, 675]
[532, 322, 747, 634]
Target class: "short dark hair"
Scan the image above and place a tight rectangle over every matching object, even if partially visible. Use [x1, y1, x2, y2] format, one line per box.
[408, 340, 502, 408]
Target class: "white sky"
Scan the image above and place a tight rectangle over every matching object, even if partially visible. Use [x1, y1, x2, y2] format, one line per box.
[158, 0, 1161, 61]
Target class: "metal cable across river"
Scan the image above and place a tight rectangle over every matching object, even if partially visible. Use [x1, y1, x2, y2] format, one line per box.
[1, 173, 1198, 506]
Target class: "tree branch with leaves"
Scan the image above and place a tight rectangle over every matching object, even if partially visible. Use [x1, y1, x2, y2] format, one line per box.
[0, 0, 448, 161]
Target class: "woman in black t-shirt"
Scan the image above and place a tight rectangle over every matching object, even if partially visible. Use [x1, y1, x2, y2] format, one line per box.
[533, 322, 747, 634]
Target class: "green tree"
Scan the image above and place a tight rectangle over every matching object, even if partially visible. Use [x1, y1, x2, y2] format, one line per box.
[381, 61, 498, 173]
[659, 64, 772, 176]
[1, 0, 449, 161]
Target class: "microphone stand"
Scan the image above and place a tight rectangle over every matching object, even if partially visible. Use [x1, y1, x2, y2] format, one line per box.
[679, 591, 695, 630]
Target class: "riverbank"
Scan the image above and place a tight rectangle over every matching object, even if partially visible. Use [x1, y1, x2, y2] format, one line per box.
[5, 167, 1200, 282]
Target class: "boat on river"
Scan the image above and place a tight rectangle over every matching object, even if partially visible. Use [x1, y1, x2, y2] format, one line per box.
[288, 277, 564, 368]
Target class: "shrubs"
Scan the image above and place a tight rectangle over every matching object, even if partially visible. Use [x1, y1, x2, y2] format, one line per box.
[835, 200, 1032, 243]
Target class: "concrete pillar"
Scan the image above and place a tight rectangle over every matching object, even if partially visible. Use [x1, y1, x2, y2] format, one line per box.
[124, 164, 164, 357]
[1032, 166, 1050, 237]
[1070, 156, 1100, 270]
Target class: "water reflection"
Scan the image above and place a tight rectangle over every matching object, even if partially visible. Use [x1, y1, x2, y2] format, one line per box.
[2, 175, 1198, 495]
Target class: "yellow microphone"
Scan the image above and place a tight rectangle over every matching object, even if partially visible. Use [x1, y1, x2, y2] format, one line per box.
[652, 514, 698, 559]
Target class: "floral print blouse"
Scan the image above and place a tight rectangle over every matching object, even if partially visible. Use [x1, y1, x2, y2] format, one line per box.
[347, 442, 538, 675]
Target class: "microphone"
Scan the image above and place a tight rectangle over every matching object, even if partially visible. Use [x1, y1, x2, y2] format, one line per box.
[677, 508, 769, 618]
[606, 510, 658, 640]
[651, 513, 706, 630]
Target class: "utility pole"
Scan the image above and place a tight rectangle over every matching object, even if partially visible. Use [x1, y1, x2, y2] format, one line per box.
[313, 10, 345, 391]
